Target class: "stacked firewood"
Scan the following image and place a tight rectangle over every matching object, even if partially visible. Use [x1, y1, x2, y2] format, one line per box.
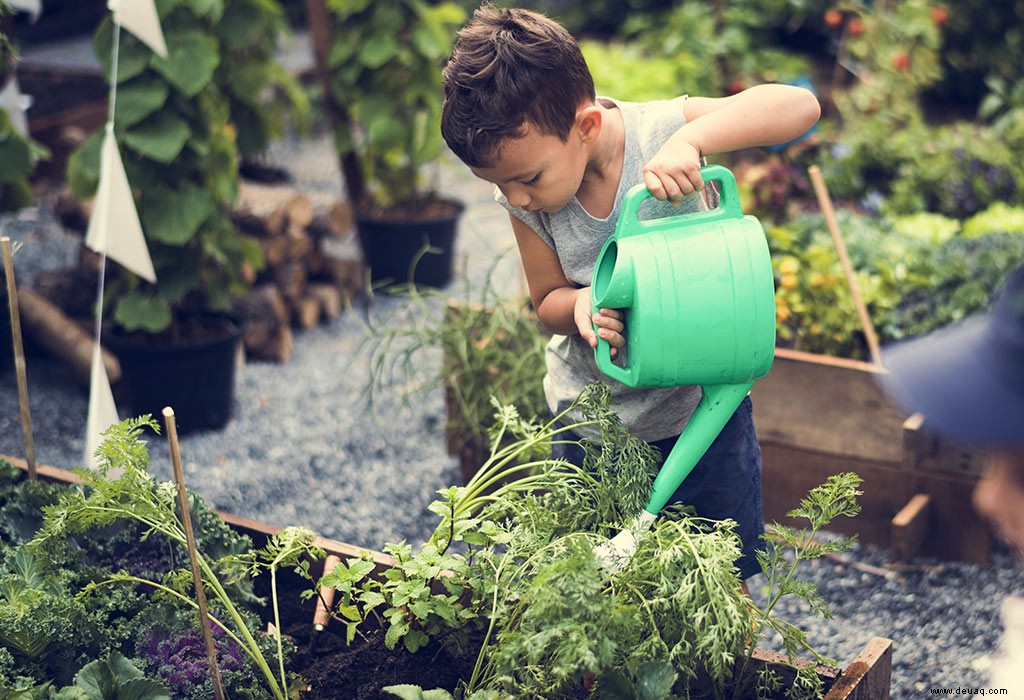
[44, 180, 365, 368]
[229, 181, 364, 362]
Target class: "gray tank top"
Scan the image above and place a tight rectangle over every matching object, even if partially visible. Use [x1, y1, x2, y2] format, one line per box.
[497, 96, 706, 442]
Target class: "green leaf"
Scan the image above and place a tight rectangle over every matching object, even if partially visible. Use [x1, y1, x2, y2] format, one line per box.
[358, 37, 398, 69]
[67, 130, 104, 198]
[0, 133, 32, 184]
[115, 79, 169, 128]
[117, 679, 172, 700]
[141, 183, 214, 245]
[635, 660, 677, 700]
[94, 18, 152, 82]
[114, 294, 173, 333]
[123, 111, 191, 163]
[73, 657, 118, 699]
[382, 686, 454, 700]
[151, 30, 220, 98]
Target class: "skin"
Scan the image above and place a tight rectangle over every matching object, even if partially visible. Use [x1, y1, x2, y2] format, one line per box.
[469, 84, 822, 352]
[972, 448, 1024, 564]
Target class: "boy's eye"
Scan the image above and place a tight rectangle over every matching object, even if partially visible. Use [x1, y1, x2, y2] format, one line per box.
[523, 174, 541, 185]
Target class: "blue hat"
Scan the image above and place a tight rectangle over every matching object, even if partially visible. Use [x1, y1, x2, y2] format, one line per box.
[878, 262, 1024, 446]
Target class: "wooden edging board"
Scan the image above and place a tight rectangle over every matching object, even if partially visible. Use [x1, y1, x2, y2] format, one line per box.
[752, 348, 991, 563]
[3, 453, 892, 699]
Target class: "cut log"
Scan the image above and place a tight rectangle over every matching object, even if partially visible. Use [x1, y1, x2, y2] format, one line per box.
[307, 282, 342, 321]
[233, 182, 313, 238]
[290, 294, 321, 330]
[318, 255, 365, 307]
[231, 285, 292, 363]
[17, 286, 120, 386]
[272, 261, 309, 303]
[32, 266, 97, 318]
[307, 192, 354, 239]
[248, 324, 292, 363]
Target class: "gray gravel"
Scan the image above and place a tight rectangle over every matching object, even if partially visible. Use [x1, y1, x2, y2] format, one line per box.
[2, 131, 1022, 698]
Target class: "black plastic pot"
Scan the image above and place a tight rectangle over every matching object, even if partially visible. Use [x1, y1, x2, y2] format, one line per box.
[356, 199, 464, 289]
[104, 317, 243, 435]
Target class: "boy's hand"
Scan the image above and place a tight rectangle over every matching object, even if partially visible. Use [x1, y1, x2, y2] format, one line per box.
[575, 288, 625, 358]
[642, 136, 703, 205]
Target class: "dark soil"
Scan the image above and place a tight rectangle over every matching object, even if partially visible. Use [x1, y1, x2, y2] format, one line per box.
[261, 572, 482, 700]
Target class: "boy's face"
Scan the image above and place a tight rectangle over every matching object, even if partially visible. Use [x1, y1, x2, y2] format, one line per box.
[973, 449, 1024, 565]
[469, 121, 589, 215]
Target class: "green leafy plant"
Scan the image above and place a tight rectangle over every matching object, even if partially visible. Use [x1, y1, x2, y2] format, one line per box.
[0, 6, 50, 213]
[27, 416, 323, 700]
[67, 0, 264, 337]
[54, 652, 170, 700]
[314, 385, 864, 699]
[211, 0, 309, 163]
[363, 282, 548, 477]
[767, 206, 1024, 359]
[322, 0, 465, 212]
[739, 473, 862, 699]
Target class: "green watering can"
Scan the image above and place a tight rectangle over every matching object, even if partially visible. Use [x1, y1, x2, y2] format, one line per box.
[590, 164, 776, 568]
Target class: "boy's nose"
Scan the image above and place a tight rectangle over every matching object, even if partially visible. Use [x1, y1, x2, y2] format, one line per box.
[506, 188, 530, 209]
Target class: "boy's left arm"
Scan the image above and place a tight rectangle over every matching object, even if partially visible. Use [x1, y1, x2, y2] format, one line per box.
[642, 84, 821, 202]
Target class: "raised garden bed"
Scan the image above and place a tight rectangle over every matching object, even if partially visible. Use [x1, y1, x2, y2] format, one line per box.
[752, 347, 989, 564]
[1, 452, 893, 699]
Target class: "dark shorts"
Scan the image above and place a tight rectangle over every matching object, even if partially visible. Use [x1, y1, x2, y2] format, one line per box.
[552, 395, 765, 580]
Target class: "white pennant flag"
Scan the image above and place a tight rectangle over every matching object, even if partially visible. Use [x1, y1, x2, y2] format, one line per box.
[108, 0, 168, 58]
[0, 74, 32, 137]
[84, 343, 120, 470]
[86, 122, 157, 283]
[6, 0, 42, 23]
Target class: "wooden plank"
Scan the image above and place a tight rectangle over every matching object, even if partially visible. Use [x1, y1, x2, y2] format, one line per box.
[0, 453, 396, 575]
[754, 349, 987, 476]
[890, 493, 931, 563]
[822, 637, 893, 700]
[761, 443, 990, 563]
[752, 349, 904, 463]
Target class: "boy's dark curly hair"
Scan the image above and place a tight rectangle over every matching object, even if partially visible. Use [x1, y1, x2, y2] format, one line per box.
[441, 5, 596, 168]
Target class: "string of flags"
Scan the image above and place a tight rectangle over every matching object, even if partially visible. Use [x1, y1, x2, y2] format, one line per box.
[82, 0, 166, 468]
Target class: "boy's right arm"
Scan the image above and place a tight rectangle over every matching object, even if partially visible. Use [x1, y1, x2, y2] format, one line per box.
[511, 215, 624, 355]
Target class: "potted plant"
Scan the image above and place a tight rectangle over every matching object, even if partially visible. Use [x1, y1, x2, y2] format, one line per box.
[67, 0, 266, 434]
[312, 0, 466, 288]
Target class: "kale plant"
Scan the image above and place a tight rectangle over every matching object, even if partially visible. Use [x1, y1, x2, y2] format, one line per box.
[27, 416, 322, 700]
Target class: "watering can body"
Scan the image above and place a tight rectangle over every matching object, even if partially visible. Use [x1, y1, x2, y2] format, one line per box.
[591, 164, 776, 518]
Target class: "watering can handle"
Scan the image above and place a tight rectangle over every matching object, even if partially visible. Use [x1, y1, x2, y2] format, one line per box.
[618, 164, 744, 238]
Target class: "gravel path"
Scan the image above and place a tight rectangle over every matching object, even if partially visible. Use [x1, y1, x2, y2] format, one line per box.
[2, 130, 1022, 698]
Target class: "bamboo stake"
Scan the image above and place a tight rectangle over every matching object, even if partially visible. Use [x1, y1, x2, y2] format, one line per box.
[163, 407, 226, 700]
[1, 237, 37, 479]
[807, 166, 883, 367]
[313, 554, 341, 633]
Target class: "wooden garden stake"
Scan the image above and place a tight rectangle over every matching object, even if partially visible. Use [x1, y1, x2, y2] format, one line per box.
[163, 406, 226, 700]
[2, 237, 37, 480]
[807, 166, 883, 366]
[313, 554, 341, 633]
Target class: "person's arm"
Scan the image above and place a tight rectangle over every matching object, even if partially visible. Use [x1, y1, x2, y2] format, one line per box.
[643, 84, 821, 201]
[511, 214, 624, 354]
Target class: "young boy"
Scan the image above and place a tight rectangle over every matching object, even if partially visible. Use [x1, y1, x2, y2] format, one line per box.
[441, 5, 821, 580]
[878, 262, 1024, 694]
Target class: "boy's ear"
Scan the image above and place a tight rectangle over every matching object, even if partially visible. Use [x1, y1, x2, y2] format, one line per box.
[575, 105, 602, 143]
